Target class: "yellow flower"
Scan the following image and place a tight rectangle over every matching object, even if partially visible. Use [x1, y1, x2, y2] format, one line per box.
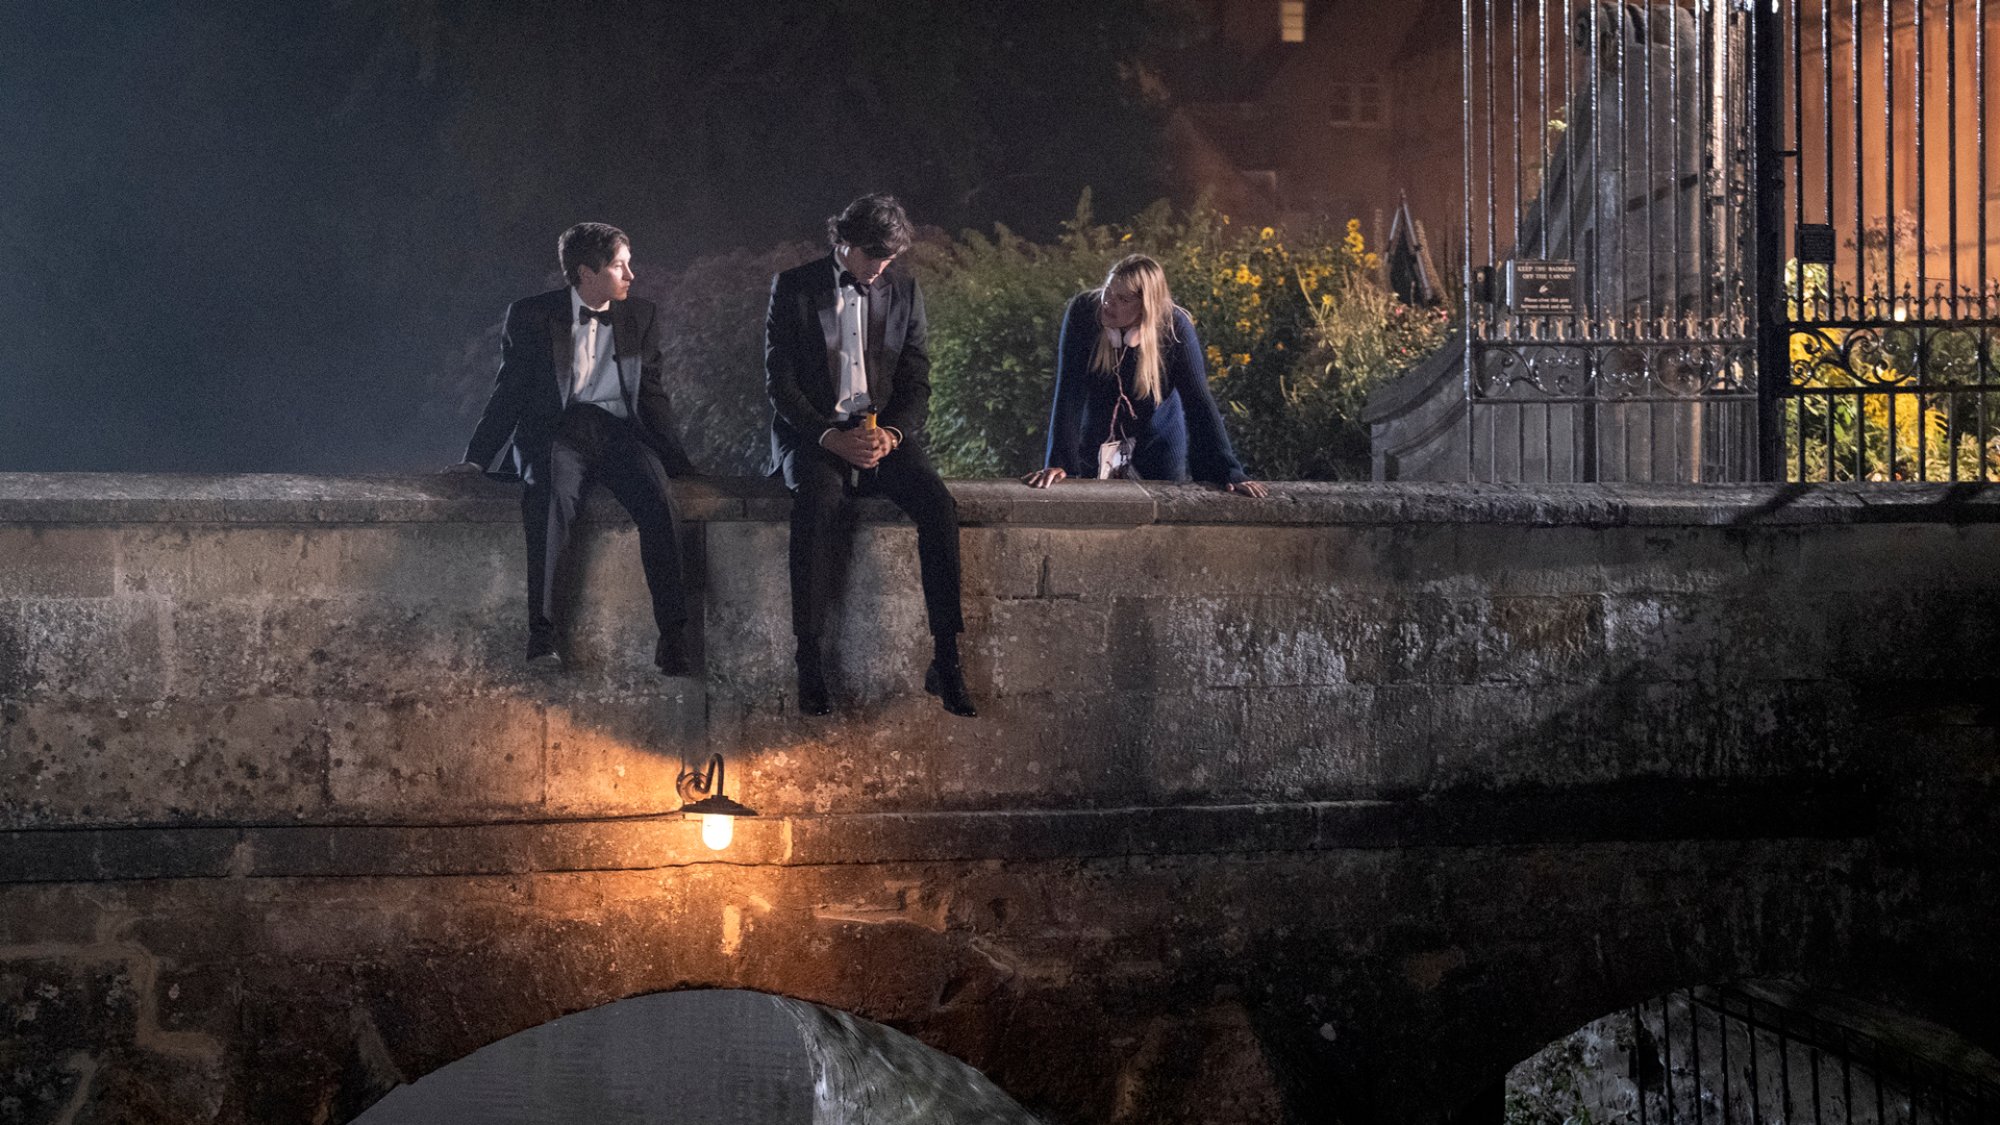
[1259, 226, 1275, 241]
[1234, 265, 1253, 285]
[1234, 353, 1252, 366]
[1120, 232, 1132, 242]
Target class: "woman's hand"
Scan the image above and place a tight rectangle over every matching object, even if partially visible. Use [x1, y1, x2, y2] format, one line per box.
[1226, 480, 1269, 498]
[1022, 467, 1068, 489]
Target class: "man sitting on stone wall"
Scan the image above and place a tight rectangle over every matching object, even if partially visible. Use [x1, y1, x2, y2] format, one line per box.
[763, 194, 977, 718]
[450, 222, 702, 675]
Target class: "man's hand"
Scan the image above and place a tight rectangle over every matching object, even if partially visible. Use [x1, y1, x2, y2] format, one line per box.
[1022, 467, 1067, 489]
[442, 461, 484, 475]
[1225, 479, 1270, 498]
[822, 426, 892, 469]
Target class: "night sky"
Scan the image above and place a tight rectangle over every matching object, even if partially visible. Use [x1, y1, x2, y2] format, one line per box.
[0, 1, 1172, 472]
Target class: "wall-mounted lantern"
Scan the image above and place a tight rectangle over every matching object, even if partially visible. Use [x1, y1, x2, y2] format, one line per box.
[676, 754, 757, 851]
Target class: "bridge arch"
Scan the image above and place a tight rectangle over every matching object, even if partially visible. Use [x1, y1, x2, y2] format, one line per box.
[1490, 980, 2000, 1125]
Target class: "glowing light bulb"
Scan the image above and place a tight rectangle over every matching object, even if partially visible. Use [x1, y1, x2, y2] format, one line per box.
[699, 813, 735, 851]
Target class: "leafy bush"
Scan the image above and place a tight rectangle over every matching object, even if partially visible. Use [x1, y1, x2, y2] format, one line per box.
[906, 194, 1124, 476]
[918, 196, 1452, 479]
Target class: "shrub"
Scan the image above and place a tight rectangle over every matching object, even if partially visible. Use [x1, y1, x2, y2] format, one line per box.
[918, 197, 1453, 480]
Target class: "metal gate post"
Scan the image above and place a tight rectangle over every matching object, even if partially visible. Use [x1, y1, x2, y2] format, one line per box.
[1752, 0, 1791, 480]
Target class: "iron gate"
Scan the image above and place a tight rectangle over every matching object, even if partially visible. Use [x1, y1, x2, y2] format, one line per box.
[1457, 0, 2000, 483]
[1461, 0, 1762, 483]
[1768, 0, 2000, 482]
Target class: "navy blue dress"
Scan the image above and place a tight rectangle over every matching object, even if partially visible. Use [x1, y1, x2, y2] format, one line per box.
[1042, 291, 1250, 485]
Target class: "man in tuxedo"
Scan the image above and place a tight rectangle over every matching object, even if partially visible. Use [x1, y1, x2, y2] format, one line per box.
[764, 194, 976, 717]
[456, 222, 701, 674]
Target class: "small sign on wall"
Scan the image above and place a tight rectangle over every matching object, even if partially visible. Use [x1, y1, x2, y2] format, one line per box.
[1796, 224, 1837, 265]
[1504, 259, 1580, 315]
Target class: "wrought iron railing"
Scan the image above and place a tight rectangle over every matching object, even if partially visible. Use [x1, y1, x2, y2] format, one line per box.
[1620, 985, 2000, 1125]
[1762, 0, 2000, 482]
[1455, 0, 2000, 484]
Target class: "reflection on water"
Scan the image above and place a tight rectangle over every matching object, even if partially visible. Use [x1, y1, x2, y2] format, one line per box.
[356, 990, 1040, 1125]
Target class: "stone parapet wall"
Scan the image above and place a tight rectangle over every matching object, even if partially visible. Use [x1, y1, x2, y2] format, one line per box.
[2, 474, 1997, 829]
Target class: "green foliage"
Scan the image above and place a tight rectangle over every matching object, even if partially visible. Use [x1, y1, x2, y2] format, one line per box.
[916, 195, 1454, 479]
[1785, 259, 2000, 482]
[907, 194, 1122, 476]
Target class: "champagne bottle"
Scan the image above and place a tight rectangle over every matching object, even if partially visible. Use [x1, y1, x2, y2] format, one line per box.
[854, 411, 880, 492]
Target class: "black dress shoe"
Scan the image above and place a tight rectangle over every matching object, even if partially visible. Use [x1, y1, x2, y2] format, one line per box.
[654, 632, 694, 677]
[526, 634, 563, 671]
[925, 659, 978, 717]
[796, 651, 832, 716]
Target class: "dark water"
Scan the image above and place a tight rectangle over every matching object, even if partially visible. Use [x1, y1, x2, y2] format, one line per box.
[356, 990, 1039, 1125]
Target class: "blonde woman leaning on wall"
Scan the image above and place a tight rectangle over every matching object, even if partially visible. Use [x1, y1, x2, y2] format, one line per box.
[1023, 254, 1268, 497]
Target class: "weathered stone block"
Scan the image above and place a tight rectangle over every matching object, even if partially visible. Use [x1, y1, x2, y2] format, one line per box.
[326, 698, 546, 815]
[0, 698, 331, 826]
[711, 700, 938, 814]
[0, 527, 118, 598]
[1104, 595, 1368, 694]
[161, 599, 266, 698]
[544, 694, 704, 816]
[979, 599, 1110, 697]
[254, 598, 498, 700]
[928, 692, 1150, 808]
[1139, 684, 1413, 801]
[700, 521, 793, 694]
[1477, 595, 1607, 684]
[123, 525, 514, 609]
[1040, 525, 1387, 601]
[1790, 522, 2000, 593]
[957, 527, 1055, 599]
[8, 597, 168, 700]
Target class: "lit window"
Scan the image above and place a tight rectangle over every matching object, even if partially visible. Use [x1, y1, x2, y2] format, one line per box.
[1281, 0, 1306, 42]
[1328, 82, 1386, 126]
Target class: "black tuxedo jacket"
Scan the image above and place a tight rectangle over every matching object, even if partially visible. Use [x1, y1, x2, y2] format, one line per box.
[763, 255, 930, 475]
[464, 287, 697, 482]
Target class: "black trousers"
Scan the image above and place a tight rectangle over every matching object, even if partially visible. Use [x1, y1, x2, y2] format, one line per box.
[784, 437, 963, 640]
[522, 404, 687, 637]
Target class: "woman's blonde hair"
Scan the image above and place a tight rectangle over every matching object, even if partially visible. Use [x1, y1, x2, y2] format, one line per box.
[1089, 254, 1182, 404]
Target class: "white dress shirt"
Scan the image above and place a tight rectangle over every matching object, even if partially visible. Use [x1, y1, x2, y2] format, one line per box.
[568, 287, 627, 419]
[831, 258, 872, 420]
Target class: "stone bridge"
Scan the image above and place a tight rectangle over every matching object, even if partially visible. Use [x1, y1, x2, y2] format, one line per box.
[1, 475, 1997, 1123]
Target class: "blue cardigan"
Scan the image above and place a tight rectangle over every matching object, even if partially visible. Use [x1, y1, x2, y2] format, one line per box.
[1042, 291, 1250, 485]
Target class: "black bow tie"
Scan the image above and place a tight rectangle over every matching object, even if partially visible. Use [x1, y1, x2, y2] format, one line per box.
[577, 306, 612, 326]
[838, 271, 871, 296]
